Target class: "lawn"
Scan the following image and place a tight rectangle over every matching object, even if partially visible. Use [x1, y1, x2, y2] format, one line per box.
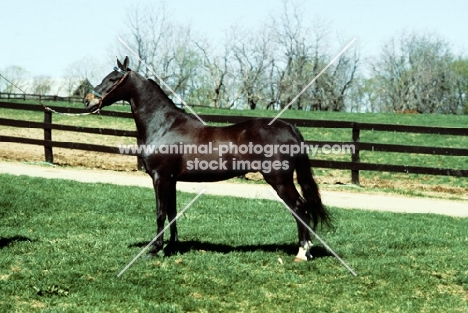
[1, 174, 467, 312]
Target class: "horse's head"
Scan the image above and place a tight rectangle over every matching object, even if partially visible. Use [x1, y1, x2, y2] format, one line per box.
[84, 56, 130, 112]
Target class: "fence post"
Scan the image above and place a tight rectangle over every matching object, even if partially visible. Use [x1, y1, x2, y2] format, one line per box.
[351, 123, 360, 185]
[44, 109, 53, 163]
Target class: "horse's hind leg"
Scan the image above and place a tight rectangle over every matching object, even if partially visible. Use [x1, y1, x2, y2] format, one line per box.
[267, 178, 313, 261]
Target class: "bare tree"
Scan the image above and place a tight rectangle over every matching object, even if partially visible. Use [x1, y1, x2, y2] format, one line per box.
[122, 4, 205, 104]
[162, 26, 204, 100]
[63, 57, 103, 96]
[31, 75, 52, 95]
[229, 26, 273, 109]
[269, 0, 317, 110]
[312, 43, 359, 111]
[123, 4, 170, 76]
[119, 1, 359, 111]
[0, 65, 28, 93]
[196, 40, 230, 108]
[269, 1, 359, 111]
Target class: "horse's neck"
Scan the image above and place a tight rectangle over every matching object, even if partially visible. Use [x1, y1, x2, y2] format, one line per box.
[129, 77, 190, 142]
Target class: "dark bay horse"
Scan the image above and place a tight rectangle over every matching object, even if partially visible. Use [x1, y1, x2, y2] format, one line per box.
[85, 57, 331, 261]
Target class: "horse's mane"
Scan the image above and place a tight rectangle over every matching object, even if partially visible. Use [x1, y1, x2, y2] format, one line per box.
[147, 78, 187, 114]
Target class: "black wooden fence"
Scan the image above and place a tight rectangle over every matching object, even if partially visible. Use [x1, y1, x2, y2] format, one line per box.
[1, 101, 467, 184]
[0, 92, 83, 103]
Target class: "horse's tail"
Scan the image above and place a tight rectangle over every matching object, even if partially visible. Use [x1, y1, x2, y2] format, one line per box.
[295, 153, 333, 230]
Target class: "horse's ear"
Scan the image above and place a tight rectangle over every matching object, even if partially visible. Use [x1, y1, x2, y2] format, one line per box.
[123, 56, 129, 70]
[116, 56, 130, 72]
[117, 58, 124, 70]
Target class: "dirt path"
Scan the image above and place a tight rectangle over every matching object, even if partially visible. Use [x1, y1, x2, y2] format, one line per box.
[1, 161, 466, 217]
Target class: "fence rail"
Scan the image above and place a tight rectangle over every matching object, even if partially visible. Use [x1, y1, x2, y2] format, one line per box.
[1, 101, 467, 184]
[0, 92, 210, 108]
[0, 92, 83, 103]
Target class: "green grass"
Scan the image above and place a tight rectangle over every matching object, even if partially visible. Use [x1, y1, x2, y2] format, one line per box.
[1, 174, 467, 312]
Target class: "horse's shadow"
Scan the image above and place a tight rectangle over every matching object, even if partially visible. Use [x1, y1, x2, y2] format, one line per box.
[0, 236, 33, 249]
[128, 240, 333, 258]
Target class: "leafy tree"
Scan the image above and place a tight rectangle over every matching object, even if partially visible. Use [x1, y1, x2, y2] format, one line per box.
[451, 58, 468, 114]
[72, 79, 94, 97]
[371, 32, 460, 113]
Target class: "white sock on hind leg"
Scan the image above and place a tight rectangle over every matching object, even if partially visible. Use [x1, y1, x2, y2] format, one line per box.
[295, 241, 313, 261]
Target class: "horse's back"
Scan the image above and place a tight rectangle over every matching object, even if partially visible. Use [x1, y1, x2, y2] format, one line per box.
[218, 118, 301, 144]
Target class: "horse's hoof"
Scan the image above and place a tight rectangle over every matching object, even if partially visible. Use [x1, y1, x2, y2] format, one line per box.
[145, 246, 162, 258]
[295, 245, 313, 262]
[163, 242, 179, 256]
[293, 255, 313, 262]
[145, 251, 159, 259]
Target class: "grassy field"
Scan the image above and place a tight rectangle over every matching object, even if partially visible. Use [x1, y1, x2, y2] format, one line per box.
[1, 174, 467, 312]
[1, 100, 467, 197]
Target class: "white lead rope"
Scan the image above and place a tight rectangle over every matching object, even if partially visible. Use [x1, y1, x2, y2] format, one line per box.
[0, 72, 100, 116]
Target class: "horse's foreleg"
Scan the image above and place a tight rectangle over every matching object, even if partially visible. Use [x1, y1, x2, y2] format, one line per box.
[164, 181, 178, 255]
[147, 177, 174, 256]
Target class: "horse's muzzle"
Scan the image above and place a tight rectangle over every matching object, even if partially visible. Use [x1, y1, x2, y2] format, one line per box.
[84, 93, 101, 112]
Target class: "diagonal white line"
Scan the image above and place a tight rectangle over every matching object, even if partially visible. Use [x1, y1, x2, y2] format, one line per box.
[118, 37, 207, 126]
[117, 189, 206, 277]
[0, 73, 28, 94]
[268, 38, 356, 125]
[269, 190, 357, 276]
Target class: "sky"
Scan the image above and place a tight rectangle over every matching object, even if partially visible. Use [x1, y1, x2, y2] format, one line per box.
[1, 0, 467, 84]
